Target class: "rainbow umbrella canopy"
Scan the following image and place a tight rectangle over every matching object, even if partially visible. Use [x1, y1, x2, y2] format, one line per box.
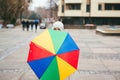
[27, 29, 80, 80]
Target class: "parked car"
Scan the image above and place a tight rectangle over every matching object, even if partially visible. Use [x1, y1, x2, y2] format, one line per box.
[40, 23, 46, 29]
[0, 24, 3, 29]
[6, 24, 14, 28]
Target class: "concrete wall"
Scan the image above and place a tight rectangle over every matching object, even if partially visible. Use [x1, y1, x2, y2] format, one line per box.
[58, 0, 120, 17]
[91, 0, 120, 17]
[65, 0, 83, 3]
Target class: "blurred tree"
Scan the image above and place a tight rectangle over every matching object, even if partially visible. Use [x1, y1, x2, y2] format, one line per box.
[47, 0, 58, 18]
[36, 7, 49, 18]
[0, 0, 25, 27]
[28, 12, 41, 20]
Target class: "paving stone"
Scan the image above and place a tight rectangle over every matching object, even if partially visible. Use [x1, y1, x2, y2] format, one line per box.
[102, 60, 120, 71]
[0, 27, 120, 80]
[91, 48, 118, 54]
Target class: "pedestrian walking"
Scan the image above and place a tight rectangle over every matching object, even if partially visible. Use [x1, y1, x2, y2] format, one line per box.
[21, 20, 26, 31]
[26, 21, 30, 31]
[34, 20, 39, 31]
[30, 21, 34, 31]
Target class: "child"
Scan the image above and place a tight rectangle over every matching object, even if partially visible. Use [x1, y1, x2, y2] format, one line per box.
[52, 18, 64, 31]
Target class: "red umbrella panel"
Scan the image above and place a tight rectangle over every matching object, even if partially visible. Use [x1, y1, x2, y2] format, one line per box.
[27, 29, 80, 80]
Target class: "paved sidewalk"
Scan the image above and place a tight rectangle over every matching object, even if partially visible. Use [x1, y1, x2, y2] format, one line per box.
[0, 26, 120, 80]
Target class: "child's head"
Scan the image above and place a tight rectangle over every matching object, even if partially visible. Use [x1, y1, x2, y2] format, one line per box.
[52, 21, 64, 31]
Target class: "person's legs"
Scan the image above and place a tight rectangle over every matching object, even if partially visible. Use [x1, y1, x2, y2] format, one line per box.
[22, 25, 25, 31]
[35, 25, 37, 31]
[27, 26, 29, 31]
[31, 25, 33, 31]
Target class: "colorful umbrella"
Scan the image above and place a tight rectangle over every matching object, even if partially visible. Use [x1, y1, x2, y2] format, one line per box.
[27, 29, 80, 80]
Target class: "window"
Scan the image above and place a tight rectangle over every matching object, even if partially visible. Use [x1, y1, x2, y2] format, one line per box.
[114, 4, 120, 10]
[62, 5, 64, 12]
[86, 4, 90, 12]
[98, 4, 102, 10]
[105, 3, 120, 10]
[67, 4, 81, 10]
[105, 4, 112, 10]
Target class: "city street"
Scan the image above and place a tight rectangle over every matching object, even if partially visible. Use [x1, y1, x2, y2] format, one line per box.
[0, 26, 120, 80]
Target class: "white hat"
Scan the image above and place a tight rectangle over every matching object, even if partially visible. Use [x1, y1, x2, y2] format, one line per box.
[52, 21, 64, 31]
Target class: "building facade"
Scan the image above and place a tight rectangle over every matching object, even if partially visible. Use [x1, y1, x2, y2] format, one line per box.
[58, 0, 120, 25]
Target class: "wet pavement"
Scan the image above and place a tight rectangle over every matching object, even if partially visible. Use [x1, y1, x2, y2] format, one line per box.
[0, 26, 120, 80]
